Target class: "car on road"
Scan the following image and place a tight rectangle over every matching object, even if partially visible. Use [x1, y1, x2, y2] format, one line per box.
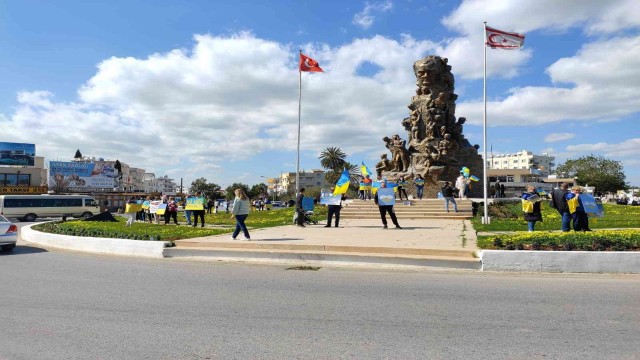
[271, 201, 285, 208]
[0, 215, 17, 252]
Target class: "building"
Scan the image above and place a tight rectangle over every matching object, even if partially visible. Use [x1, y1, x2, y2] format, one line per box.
[156, 175, 178, 195]
[129, 167, 145, 192]
[0, 156, 48, 194]
[487, 150, 555, 175]
[143, 173, 160, 193]
[276, 169, 329, 194]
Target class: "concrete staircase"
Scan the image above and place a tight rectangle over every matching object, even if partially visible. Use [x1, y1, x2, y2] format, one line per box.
[340, 199, 473, 220]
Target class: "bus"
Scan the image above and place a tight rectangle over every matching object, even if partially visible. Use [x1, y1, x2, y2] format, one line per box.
[0, 195, 101, 222]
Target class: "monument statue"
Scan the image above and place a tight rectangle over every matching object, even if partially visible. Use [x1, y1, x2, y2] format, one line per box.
[379, 55, 484, 198]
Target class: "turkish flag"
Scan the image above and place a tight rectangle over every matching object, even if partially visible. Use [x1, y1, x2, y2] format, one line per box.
[299, 53, 324, 72]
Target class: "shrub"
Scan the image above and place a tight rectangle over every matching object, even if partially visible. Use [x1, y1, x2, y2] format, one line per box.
[477, 229, 640, 251]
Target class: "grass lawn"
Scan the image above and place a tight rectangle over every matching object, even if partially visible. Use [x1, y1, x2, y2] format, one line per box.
[472, 202, 640, 232]
[33, 206, 328, 241]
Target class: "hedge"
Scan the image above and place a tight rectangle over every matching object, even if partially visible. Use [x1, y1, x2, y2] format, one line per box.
[478, 229, 640, 251]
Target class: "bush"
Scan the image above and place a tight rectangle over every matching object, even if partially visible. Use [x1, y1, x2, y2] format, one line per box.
[477, 229, 640, 251]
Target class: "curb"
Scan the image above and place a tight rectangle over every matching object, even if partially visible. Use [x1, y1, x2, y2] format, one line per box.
[21, 224, 165, 258]
[480, 250, 640, 273]
[164, 247, 482, 270]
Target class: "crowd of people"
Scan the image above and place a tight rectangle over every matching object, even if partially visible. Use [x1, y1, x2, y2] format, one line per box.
[523, 182, 593, 232]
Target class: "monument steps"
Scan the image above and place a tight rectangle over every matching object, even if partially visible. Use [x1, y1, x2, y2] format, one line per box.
[341, 199, 474, 220]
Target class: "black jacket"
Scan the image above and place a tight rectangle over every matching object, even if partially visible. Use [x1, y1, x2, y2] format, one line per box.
[441, 185, 455, 197]
[296, 193, 304, 211]
[550, 188, 569, 213]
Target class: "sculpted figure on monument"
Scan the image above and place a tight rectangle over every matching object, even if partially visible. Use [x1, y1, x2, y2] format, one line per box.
[383, 135, 411, 172]
[375, 154, 393, 178]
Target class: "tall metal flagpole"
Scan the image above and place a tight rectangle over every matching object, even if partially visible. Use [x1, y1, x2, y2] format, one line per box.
[482, 22, 490, 224]
[296, 50, 302, 196]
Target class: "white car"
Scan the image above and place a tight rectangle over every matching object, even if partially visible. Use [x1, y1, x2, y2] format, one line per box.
[0, 215, 17, 252]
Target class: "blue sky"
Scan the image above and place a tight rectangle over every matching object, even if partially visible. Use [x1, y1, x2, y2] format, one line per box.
[1, 0, 639, 188]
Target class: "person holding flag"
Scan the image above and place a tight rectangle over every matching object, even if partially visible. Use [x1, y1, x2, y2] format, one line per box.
[374, 179, 401, 229]
[360, 162, 374, 200]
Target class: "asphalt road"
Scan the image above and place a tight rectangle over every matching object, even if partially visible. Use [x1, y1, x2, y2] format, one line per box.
[1, 240, 639, 360]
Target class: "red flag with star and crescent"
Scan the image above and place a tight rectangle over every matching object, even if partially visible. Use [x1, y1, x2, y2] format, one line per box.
[299, 53, 324, 72]
[486, 26, 525, 50]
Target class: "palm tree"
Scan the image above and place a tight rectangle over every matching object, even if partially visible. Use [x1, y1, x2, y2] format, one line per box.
[319, 147, 347, 171]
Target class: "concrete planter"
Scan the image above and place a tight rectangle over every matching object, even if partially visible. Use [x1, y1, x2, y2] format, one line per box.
[22, 224, 165, 258]
[480, 250, 640, 273]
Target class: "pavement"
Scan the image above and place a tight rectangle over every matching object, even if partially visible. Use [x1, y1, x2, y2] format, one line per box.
[168, 218, 481, 270]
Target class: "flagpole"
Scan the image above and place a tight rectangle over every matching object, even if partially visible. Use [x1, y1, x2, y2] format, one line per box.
[482, 21, 490, 224]
[296, 50, 302, 196]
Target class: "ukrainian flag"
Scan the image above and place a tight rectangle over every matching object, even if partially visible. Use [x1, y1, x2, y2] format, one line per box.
[361, 162, 373, 177]
[333, 168, 351, 195]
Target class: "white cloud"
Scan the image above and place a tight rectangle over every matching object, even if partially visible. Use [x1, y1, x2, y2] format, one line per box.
[352, 1, 393, 30]
[544, 133, 575, 143]
[437, 0, 640, 80]
[1, 32, 438, 185]
[457, 35, 640, 126]
[566, 138, 640, 159]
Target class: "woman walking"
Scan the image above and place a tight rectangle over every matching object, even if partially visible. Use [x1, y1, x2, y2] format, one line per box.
[230, 188, 251, 240]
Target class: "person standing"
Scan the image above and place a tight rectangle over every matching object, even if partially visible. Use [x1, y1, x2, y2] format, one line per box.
[363, 175, 373, 200]
[164, 197, 179, 225]
[125, 197, 137, 227]
[296, 188, 306, 227]
[566, 186, 591, 232]
[522, 185, 543, 232]
[230, 188, 251, 240]
[415, 174, 425, 200]
[184, 194, 194, 226]
[207, 198, 215, 214]
[192, 191, 206, 228]
[550, 183, 571, 232]
[374, 180, 401, 229]
[325, 189, 345, 228]
[396, 176, 409, 201]
[455, 173, 468, 199]
[358, 176, 366, 200]
[500, 183, 506, 198]
[441, 181, 458, 213]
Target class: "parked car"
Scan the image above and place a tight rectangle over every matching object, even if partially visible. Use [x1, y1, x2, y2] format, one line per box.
[271, 201, 285, 208]
[0, 215, 18, 252]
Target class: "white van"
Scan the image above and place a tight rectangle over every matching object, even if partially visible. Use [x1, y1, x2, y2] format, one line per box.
[0, 195, 101, 222]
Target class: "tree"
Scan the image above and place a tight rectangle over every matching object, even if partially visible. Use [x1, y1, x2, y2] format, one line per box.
[225, 183, 250, 200]
[319, 147, 347, 171]
[555, 155, 627, 192]
[190, 178, 222, 198]
[74, 149, 82, 159]
[249, 183, 268, 199]
[49, 176, 71, 194]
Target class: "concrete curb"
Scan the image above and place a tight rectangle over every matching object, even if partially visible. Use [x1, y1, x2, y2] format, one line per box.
[480, 250, 640, 273]
[21, 224, 165, 258]
[165, 247, 482, 270]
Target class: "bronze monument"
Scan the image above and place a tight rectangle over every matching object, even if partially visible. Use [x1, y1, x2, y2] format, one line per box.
[378, 55, 484, 198]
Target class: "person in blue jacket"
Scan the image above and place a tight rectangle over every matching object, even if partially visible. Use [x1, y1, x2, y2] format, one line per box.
[565, 186, 591, 231]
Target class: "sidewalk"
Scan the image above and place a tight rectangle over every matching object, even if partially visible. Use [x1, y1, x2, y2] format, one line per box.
[167, 218, 480, 269]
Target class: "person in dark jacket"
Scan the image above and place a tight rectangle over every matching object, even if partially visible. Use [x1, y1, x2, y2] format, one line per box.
[441, 181, 458, 212]
[566, 186, 591, 231]
[374, 180, 401, 229]
[396, 176, 409, 201]
[550, 182, 571, 231]
[295, 187, 306, 227]
[522, 185, 543, 231]
[325, 188, 346, 228]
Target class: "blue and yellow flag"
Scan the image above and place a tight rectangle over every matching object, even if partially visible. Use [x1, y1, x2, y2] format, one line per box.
[361, 162, 373, 177]
[333, 168, 351, 195]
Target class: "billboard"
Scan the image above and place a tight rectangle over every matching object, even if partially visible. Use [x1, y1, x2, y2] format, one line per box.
[0, 142, 36, 166]
[49, 161, 116, 190]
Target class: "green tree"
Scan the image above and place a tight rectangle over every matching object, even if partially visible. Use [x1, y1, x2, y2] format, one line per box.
[319, 147, 347, 171]
[190, 178, 222, 198]
[225, 183, 250, 200]
[249, 183, 268, 199]
[555, 155, 627, 192]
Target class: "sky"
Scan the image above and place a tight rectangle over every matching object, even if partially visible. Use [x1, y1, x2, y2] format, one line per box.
[1, 0, 639, 188]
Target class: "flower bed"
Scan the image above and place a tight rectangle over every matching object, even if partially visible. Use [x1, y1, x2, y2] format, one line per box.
[478, 229, 640, 251]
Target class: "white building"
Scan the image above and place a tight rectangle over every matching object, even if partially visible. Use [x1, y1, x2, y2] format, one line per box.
[156, 175, 177, 195]
[274, 169, 329, 194]
[487, 150, 555, 175]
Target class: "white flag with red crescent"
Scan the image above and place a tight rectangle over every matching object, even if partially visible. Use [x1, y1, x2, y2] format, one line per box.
[486, 26, 525, 50]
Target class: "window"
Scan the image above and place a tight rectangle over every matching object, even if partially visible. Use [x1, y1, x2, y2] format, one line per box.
[85, 199, 98, 207]
[507, 176, 514, 182]
[5, 174, 17, 186]
[18, 174, 30, 186]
